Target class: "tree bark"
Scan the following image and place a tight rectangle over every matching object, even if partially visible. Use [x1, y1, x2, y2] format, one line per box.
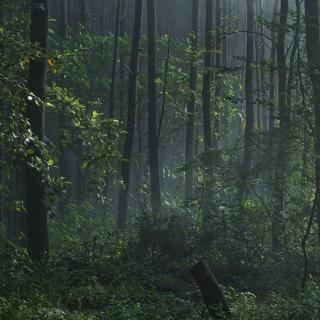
[305, 0, 320, 244]
[272, 0, 288, 250]
[117, 0, 143, 229]
[267, 0, 278, 191]
[240, 0, 255, 200]
[58, 0, 69, 216]
[202, 0, 214, 223]
[109, 0, 121, 119]
[119, 0, 127, 122]
[286, 0, 300, 113]
[59, 0, 68, 39]
[147, 0, 162, 214]
[26, 0, 49, 260]
[214, 0, 221, 146]
[191, 260, 229, 318]
[185, 0, 200, 202]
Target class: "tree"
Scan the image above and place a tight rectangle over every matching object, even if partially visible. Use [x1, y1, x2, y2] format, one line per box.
[109, 0, 121, 119]
[58, 0, 69, 216]
[117, 0, 143, 229]
[202, 0, 214, 223]
[147, 0, 162, 214]
[272, 0, 288, 250]
[185, 0, 200, 202]
[214, 0, 221, 146]
[59, 0, 68, 39]
[305, 0, 320, 243]
[119, 0, 127, 121]
[26, 0, 49, 260]
[240, 0, 254, 200]
[267, 0, 278, 190]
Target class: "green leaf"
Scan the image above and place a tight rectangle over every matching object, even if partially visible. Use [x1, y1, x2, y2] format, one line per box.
[26, 148, 34, 155]
[81, 161, 89, 169]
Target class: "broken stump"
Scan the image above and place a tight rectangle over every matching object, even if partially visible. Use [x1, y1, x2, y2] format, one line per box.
[191, 260, 229, 318]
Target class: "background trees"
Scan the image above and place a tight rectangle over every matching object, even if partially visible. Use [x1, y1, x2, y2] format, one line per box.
[2, 0, 320, 318]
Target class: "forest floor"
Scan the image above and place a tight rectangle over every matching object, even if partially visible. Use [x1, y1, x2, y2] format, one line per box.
[1, 216, 320, 320]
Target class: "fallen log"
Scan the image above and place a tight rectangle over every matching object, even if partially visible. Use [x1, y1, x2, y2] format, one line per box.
[191, 260, 229, 318]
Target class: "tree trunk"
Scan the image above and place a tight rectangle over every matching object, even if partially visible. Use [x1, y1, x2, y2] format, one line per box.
[214, 0, 221, 147]
[117, 0, 143, 229]
[119, 0, 127, 122]
[202, 0, 214, 224]
[26, 0, 49, 260]
[222, 0, 230, 69]
[305, 0, 320, 244]
[185, 0, 200, 202]
[147, 0, 162, 214]
[240, 0, 255, 200]
[58, 0, 69, 216]
[286, 0, 300, 112]
[267, 0, 278, 190]
[109, 0, 121, 119]
[59, 0, 68, 39]
[272, 0, 288, 250]
[191, 260, 229, 318]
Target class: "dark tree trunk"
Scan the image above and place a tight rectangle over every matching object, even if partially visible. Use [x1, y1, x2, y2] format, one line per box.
[119, 0, 127, 121]
[272, 0, 288, 250]
[191, 260, 229, 318]
[257, 0, 267, 131]
[222, 0, 230, 69]
[59, 0, 68, 39]
[109, 0, 121, 119]
[147, 0, 162, 214]
[286, 0, 300, 111]
[240, 0, 255, 200]
[214, 0, 221, 146]
[26, 0, 49, 260]
[117, 0, 143, 229]
[305, 0, 320, 244]
[254, 0, 262, 131]
[267, 0, 278, 190]
[79, 0, 87, 29]
[202, 0, 214, 223]
[185, 0, 200, 202]
[58, 0, 69, 216]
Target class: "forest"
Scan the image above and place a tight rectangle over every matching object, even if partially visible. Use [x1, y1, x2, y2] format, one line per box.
[1, 0, 320, 318]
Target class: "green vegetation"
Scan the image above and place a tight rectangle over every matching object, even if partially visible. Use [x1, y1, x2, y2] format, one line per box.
[1, 0, 320, 319]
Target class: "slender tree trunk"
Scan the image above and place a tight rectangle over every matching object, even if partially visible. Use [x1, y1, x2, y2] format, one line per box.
[185, 0, 200, 202]
[117, 0, 143, 229]
[240, 0, 255, 200]
[272, 0, 288, 250]
[202, 0, 214, 223]
[286, 0, 300, 111]
[305, 0, 320, 244]
[109, 0, 121, 118]
[147, 0, 161, 214]
[58, 0, 69, 216]
[26, 0, 49, 260]
[59, 0, 68, 39]
[267, 0, 278, 185]
[214, 0, 221, 147]
[254, 0, 262, 131]
[119, 0, 127, 122]
[222, 0, 229, 69]
[79, 0, 87, 29]
[258, 0, 267, 131]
